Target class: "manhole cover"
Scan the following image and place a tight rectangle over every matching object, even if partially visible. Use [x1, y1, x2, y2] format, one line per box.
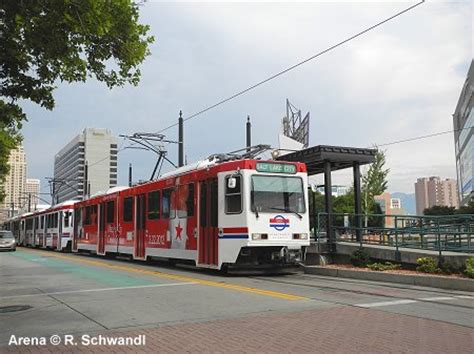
[0, 305, 32, 313]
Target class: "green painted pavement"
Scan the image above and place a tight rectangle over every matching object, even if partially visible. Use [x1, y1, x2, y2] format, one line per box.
[11, 250, 159, 287]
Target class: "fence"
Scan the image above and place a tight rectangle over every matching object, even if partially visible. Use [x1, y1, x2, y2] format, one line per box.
[313, 212, 474, 255]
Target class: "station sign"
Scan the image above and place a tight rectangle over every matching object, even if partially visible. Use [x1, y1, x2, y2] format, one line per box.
[256, 162, 297, 174]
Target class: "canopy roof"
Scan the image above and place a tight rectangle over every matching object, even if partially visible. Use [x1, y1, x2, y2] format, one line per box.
[277, 145, 376, 175]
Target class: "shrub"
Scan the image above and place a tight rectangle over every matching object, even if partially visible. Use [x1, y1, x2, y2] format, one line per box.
[350, 248, 371, 267]
[368, 262, 401, 272]
[416, 257, 440, 274]
[464, 257, 474, 279]
[439, 259, 463, 275]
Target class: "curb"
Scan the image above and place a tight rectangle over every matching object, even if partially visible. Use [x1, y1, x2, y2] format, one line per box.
[304, 266, 474, 292]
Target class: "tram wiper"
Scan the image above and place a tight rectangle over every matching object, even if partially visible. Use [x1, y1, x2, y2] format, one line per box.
[268, 207, 302, 220]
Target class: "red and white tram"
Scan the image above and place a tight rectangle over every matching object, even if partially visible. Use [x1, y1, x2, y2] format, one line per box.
[5, 202, 76, 250]
[73, 157, 310, 269]
[3, 157, 310, 270]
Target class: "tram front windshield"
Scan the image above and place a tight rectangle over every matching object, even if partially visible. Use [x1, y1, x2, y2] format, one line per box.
[251, 175, 305, 213]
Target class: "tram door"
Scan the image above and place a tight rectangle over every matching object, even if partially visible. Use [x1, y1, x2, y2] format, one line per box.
[98, 203, 106, 255]
[58, 212, 63, 250]
[73, 208, 80, 252]
[199, 178, 219, 266]
[135, 194, 146, 259]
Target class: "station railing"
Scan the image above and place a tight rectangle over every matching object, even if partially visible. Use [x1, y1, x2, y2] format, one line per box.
[312, 212, 474, 255]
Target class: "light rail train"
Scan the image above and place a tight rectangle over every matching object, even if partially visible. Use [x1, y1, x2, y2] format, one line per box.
[2, 157, 310, 269]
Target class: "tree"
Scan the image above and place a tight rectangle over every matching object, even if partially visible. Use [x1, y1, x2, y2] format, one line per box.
[0, 0, 154, 202]
[362, 148, 389, 226]
[423, 205, 456, 216]
[456, 201, 474, 215]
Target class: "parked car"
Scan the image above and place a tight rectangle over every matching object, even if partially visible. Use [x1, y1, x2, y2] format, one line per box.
[0, 230, 16, 251]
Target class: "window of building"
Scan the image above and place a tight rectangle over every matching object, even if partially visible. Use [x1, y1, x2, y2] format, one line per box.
[225, 175, 242, 214]
[147, 191, 160, 220]
[123, 197, 133, 222]
[106, 201, 115, 223]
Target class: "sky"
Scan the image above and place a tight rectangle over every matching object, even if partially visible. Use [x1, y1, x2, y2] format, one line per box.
[19, 0, 473, 197]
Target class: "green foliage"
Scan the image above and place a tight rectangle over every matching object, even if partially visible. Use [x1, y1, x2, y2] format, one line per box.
[362, 148, 389, 226]
[423, 205, 456, 216]
[350, 248, 371, 267]
[0, 0, 154, 202]
[333, 190, 355, 214]
[438, 259, 462, 275]
[416, 257, 440, 274]
[367, 262, 401, 271]
[464, 257, 474, 278]
[456, 201, 474, 215]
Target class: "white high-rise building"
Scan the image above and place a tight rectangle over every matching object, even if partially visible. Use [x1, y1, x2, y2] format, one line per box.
[53, 128, 118, 203]
[25, 178, 40, 209]
[1, 146, 27, 217]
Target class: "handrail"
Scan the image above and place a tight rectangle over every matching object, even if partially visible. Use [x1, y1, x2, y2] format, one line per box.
[313, 212, 474, 255]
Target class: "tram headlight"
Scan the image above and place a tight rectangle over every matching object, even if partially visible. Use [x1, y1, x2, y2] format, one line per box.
[252, 233, 268, 240]
[293, 233, 308, 240]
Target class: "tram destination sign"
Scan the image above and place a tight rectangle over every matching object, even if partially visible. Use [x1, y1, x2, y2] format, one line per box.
[256, 162, 297, 174]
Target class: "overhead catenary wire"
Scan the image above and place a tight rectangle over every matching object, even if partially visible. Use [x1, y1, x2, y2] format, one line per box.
[376, 126, 473, 148]
[156, 0, 425, 134]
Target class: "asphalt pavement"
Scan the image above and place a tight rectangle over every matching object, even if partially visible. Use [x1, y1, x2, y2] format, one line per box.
[0, 248, 472, 353]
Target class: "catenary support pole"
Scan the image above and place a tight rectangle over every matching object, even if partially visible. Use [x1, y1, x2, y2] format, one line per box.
[246, 115, 251, 152]
[178, 110, 184, 167]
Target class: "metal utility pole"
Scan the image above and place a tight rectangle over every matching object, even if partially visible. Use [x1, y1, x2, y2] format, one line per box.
[28, 193, 31, 212]
[178, 110, 184, 167]
[128, 163, 133, 187]
[246, 115, 251, 152]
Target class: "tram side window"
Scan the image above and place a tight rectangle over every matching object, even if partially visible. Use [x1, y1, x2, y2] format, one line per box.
[40, 215, 44, 229]
[123, 197, 133, 222]
[210, 180, 218, 227]
[26, 218, 33, 230]
[147, 191, 160, 220]
[200, 182, 207, 227]
[106, 201, 115, 224]
[162, 188, 176, 219]
[64, 211, 70, 228]
[225, 175, 242, 214]
[178, 184, 195, 218]
[85, 205, 98, 225]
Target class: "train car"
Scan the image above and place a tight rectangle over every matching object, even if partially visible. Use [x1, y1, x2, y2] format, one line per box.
[43, 201, 76, 251]
[23, 212, 35, 246]
[73, 156, 310, 270]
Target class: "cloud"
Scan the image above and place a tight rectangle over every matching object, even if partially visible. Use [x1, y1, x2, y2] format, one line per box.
[19, 1, 472, 196]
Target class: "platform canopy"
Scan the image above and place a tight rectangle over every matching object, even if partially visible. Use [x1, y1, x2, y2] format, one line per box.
[277, 145, 376, 175]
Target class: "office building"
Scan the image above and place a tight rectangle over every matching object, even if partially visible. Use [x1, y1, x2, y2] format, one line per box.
[453, 60, 473, 206]
[53, 128, 118, 203]
[1, 146, 27, 220]
[25, 178, 40, 209]
[415, 177, 459, 215]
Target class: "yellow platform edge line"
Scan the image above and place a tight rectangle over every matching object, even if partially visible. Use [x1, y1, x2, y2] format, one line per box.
[20, 248, 308, 301]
